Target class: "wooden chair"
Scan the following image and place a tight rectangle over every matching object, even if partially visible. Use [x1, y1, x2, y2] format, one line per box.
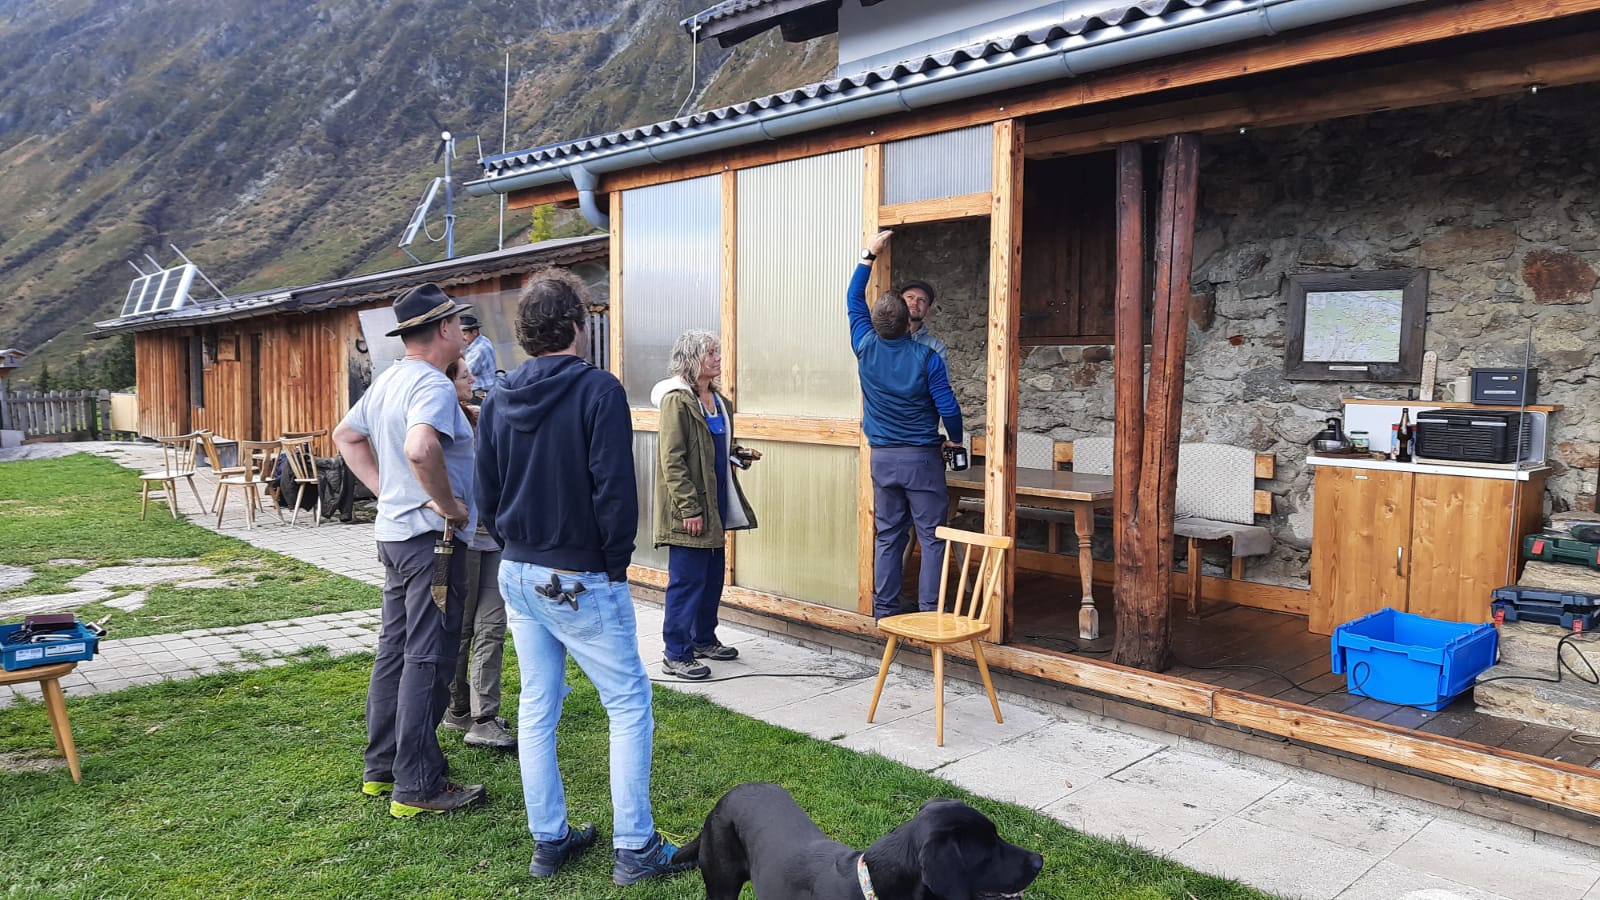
[196, 431, 244, 511]
[867, 527, 1011, 746]
[214, 439, 283, 529]
[278, 436, 321, 527]
[139, 432, 207, 519]
[963, 435, 1077, 551]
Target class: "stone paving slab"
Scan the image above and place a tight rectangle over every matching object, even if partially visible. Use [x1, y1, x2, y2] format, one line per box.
[5, 441, 1596, 900]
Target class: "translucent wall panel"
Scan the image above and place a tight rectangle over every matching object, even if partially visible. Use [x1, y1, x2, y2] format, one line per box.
[620, 176, 722, 405]
[882, 125, 993, 205]
[732, 440, 859, 609]
[630, 430, 668, 570]
[736, 150, 863, 418]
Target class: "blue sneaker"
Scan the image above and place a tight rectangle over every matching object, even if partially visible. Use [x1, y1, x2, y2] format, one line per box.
[612, 831, 693, 886]
[529, 822, 596, 878]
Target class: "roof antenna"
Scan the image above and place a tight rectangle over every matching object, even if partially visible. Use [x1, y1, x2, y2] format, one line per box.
[675, 15, 702, 119]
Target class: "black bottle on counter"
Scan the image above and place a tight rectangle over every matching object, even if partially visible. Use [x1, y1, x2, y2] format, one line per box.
[1396, 408, 1412, 462]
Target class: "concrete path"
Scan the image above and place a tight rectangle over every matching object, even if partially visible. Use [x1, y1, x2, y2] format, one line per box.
[5, 442, 1598, 900]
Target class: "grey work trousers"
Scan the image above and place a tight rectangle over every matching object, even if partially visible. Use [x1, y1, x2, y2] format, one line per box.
[870, 445, 949, 619]
[363, 531, 465, 802]
[448, 548, 506, 721]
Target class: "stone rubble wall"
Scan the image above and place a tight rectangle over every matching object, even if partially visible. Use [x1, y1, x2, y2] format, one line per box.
[890, 85, 1600, 589]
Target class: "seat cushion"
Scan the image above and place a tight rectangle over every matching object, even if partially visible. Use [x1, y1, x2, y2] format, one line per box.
[1172, 516, 1272, 557]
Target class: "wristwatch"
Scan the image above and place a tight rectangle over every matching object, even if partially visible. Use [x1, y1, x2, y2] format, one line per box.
[860, 248, 877, 261]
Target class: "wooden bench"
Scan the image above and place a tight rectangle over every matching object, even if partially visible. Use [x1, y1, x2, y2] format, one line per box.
[1071, 437, 1275, 616]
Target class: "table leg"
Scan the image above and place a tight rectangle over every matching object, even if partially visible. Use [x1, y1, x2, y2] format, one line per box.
[40, 677, 81, 783]
[1075, 501, 1099, 640]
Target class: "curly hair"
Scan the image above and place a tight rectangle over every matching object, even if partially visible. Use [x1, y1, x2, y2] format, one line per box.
[515, 267, 590, 357]
[667, 329, 720, 390]
[871, 290, 909, 340]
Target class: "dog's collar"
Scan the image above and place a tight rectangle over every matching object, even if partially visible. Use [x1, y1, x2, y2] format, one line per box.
[856, 854, 878, 900]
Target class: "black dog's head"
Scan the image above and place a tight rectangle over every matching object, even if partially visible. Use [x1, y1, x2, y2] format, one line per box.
[904, 799, 1043, 900]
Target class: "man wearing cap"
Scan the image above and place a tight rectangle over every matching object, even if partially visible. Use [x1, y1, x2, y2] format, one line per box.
[333, 282, 486, 818]
[461, 314, 501, 395]
[900, 279, 948, 365]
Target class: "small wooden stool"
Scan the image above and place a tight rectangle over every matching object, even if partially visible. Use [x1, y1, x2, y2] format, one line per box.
[0, 661, 82, 782]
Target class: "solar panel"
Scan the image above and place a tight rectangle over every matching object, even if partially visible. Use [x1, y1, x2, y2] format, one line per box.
[120, 264, 198, 318]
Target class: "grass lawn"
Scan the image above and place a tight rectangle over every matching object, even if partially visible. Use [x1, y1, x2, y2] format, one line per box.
[0, 654, 1273, 899]
[0, 454, 379, 639]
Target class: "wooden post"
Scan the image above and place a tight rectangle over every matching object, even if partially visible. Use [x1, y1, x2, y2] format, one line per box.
[986, 119, 1024, 643]
[1107, 142, 1147, 644]
[722, 170, 738, 587]
[608, 190, 624, 383]
[858, 144, 885, 617]
[1113, 134, 1201, 671]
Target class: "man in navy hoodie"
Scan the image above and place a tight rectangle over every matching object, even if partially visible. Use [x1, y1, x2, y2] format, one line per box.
[475, 269, 690, 888]
[850, 230, 965, 619]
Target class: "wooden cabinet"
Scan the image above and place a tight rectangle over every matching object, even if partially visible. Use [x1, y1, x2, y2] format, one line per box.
[1309, 464, 1546, 634]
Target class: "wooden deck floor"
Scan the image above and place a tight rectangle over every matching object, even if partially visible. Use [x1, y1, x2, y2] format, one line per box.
[1006, 570, 1600, 769]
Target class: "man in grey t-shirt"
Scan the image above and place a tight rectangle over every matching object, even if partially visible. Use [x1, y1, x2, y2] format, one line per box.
[334, 282, 486, 818]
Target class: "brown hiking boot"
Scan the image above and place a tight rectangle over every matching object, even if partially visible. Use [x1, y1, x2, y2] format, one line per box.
[389, 781, 487, 818]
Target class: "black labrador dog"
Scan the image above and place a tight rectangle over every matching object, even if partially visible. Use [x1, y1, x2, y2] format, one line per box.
[673, 782, 1043, 899]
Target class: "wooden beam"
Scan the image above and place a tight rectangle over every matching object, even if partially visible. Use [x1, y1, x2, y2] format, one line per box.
[1026, 31, 1600, 158]
[986, 120, 1025, 643]
[734, 415, 860, 446]
[1108, 142, 1147, 645]
[1254, 453, 1276, 480]
[507, 183, 580, 210]
[509, 0, 1600, 209]
[722, 170, 739, 587]
[630, 408, 659, 431]
[1114, 136, 1202, 669]
[1254, 489, 1274, 516]
[1214, 692, 1600, 818]
[608, 191, 624, 385]
[859, 144, 885, 618]
[878, 192, 992, 226]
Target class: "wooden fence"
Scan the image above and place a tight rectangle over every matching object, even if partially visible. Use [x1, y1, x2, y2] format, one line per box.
[2, 389, 114, 438]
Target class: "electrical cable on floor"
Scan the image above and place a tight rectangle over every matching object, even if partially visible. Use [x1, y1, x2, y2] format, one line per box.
[647, 644, 900, 685]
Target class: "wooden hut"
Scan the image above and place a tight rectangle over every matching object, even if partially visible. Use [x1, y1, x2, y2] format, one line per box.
[473, 0, 1600, 835]
[94, 236, 607, 455]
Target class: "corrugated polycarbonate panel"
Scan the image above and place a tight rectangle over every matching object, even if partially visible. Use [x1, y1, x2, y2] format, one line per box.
[732, 440, 859, 609]
[620, 176, 722, 405]
[882, 125, 993, 205]
[631, 429, 669, 570]
[736, 150, 863, 417]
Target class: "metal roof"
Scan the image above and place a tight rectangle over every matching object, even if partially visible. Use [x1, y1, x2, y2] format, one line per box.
[478, 0, 1408, 187]
[94, 235, 608, 335]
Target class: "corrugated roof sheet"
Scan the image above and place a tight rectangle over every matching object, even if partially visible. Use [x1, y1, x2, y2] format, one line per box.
[94, 235, 608, 335]
[487, 0, 1229, 178]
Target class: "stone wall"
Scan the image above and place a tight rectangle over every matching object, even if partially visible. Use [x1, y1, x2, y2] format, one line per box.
[892, 84, 1600, 588]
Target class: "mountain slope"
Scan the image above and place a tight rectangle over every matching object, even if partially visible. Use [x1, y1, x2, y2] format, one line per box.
[0, 0, 834, 383]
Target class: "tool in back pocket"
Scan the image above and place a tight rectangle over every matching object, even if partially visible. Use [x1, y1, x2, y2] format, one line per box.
[534, 572, 587, 610]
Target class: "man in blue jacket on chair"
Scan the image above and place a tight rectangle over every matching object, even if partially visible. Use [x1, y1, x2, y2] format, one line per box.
[849, 229, 964, 619]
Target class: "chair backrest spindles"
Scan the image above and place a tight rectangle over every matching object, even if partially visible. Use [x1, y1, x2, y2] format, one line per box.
[932, 526, 1012, 625]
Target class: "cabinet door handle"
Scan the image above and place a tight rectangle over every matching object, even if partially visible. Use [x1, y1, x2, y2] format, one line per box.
[1396, 546, 1404, 577]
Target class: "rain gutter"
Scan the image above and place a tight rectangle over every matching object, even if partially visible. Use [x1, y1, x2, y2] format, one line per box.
[465, 0, 1421, 205]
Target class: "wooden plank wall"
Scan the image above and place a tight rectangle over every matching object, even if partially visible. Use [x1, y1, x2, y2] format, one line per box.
[134, 332, 190, 439]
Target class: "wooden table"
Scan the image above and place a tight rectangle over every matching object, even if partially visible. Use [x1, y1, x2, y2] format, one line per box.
[0, 661, 82, 782]
[946, 467, 1115, 639]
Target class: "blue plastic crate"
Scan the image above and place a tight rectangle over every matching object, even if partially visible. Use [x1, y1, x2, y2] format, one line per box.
[1330, 608, 1498, 711]
[0, 622, 100, 671]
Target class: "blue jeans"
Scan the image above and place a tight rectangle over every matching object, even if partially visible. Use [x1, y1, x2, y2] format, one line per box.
[500, 561, 658, 850]
[663, 545, 725, 662]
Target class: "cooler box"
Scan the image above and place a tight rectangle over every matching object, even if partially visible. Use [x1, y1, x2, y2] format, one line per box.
[1330, 608, 1498, 711]
[0, 621, 100, 671]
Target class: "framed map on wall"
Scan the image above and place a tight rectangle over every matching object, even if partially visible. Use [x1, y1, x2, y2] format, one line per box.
[1283, 269, 1428, 382]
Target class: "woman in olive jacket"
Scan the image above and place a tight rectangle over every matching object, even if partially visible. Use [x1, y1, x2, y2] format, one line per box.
[651, 330, 759, 680]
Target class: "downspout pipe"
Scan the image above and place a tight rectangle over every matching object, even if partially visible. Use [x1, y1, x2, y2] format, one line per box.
[466, 0, 1424, 199]
[570, 164, 609, 230]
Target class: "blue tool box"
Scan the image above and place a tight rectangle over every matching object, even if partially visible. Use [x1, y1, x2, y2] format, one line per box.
[0, 621, 100, 671]
[1331, 608, 1499, 711]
